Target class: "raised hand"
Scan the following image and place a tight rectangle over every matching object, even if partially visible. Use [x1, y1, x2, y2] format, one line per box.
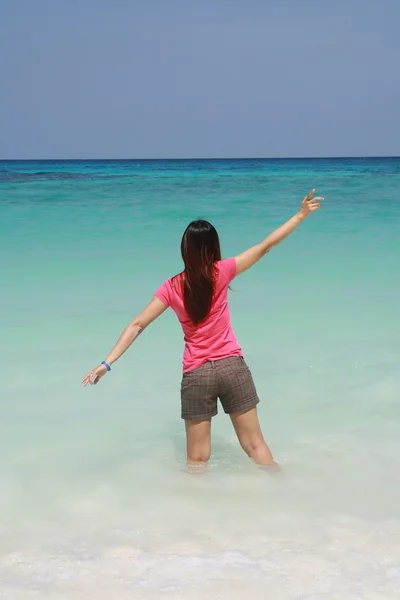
[299, 189, 324, 218]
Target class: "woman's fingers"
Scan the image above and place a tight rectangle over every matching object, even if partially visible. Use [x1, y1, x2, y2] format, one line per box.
[305, 191, 324, 203]
[82, 363, 109, 387]
[307, 196, 324, 209]
[82, 371, 98, 386]
[300, 189, 323, 215]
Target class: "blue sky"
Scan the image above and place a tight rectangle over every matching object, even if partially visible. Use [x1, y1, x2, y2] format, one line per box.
[1, 0, 399, 159]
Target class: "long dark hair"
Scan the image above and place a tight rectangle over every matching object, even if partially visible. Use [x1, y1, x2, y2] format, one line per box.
[178, 220, 221, 325]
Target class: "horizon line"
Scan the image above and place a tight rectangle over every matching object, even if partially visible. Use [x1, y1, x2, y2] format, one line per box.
[1, 155, 400, 162]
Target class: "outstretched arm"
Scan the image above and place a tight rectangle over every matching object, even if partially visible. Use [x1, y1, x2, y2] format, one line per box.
[82, 296, 167, 386]
[234, 189, 323, 276]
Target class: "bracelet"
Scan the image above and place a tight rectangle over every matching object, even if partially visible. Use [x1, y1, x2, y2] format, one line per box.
[101, 361, 111, 371]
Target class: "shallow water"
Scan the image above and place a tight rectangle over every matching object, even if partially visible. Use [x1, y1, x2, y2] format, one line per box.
[1, 158, 400, 598]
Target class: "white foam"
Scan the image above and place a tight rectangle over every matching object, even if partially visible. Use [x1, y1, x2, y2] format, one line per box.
[1, 515, 399, 599]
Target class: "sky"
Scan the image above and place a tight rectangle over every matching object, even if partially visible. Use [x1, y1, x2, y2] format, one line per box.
[0, 0, 399, 159]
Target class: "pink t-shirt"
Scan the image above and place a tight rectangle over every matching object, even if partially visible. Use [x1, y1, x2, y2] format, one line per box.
[155, 257, 242, 372]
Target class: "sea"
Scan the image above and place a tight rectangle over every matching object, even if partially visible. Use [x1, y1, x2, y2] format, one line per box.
[1, 158, 399, 599]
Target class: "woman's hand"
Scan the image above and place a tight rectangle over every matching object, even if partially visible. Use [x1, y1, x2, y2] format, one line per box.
[299, 189, 324, 219]
[81, 363, 108, 387]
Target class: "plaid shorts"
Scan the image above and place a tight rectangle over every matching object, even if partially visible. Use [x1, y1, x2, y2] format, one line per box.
[181, 356, 260, 421]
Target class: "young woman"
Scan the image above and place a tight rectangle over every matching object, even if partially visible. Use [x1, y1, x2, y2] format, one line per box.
[82, 189, 323, 468]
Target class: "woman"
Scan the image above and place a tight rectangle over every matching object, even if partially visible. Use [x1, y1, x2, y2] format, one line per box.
[82, 189, 323, 468]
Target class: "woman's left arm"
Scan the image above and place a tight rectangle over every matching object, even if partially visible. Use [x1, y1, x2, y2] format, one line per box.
[82, 296, 168, 387]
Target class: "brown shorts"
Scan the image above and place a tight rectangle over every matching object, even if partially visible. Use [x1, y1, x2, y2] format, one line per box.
[181, 356, 260, 421]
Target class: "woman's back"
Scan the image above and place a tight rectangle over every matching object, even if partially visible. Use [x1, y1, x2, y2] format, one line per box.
[155, 257, 242, 372]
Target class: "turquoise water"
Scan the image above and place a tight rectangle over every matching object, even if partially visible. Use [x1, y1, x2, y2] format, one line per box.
[1, 158, 400, 599]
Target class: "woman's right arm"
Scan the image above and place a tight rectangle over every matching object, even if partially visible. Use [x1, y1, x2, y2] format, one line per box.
[234, 189, 323, 276]
[81, 296, 167, 387]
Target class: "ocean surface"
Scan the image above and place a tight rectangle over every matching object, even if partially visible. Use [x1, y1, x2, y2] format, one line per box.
[1, 158, 399, 599]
